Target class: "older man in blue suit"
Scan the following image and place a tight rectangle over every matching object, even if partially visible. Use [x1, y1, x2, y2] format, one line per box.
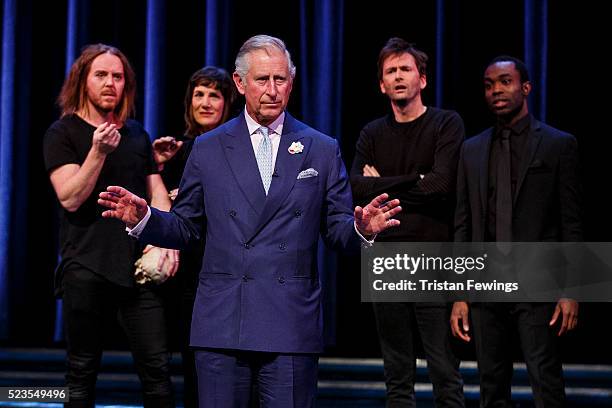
[99, 35, 401, 407]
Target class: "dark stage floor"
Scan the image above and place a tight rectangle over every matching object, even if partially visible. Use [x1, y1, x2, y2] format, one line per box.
[1, 349, 611, 407]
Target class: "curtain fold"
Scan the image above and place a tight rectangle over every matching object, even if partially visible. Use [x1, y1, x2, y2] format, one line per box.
[524, 0, 548, 121]
[435, 0, 445, 108]
[0, 0, 17, 340]
[205, 0, 231, 67]
[144, 0, 166, 140]
[300, 0, 344, 346]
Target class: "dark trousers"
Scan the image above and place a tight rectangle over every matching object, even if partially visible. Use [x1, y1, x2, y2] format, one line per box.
[180, 277, 198, 408]
[161, 257, 200, 408]
[471, 303, 565, 408]
[373, 302, 465, 408]
[62, 266, 174, 408]
[194, 348, 318, 408]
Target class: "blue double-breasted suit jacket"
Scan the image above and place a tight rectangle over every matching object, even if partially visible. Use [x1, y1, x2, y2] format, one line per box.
[141, 112, 359, 353]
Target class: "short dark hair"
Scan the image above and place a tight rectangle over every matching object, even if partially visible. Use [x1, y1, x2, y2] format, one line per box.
[487, 55, 530, 83]
[184, 66, 236, 137]
[377, 37, 428, 80]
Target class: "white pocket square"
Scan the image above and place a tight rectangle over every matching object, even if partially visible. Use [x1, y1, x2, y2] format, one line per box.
[297, 168, 318, 179]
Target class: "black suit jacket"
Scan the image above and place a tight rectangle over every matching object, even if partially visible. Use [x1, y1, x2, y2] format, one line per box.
[455, 117, 582, 242]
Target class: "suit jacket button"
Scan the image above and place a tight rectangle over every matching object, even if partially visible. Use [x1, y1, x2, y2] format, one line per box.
[279, 243, 287, 250]
[294, 210, 302, 217]
[278, 276, 285, 284]
[243, 242, 250, 249]
[242, 275, 248, 282]
[229, 210, 237, 217]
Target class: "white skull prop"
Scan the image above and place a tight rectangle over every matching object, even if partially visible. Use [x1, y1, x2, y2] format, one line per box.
[134, 246, 173, 285]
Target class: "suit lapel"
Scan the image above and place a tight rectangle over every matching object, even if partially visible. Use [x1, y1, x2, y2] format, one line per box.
[220, 116, 266, 215]
[513, 118, 543, 206]
[249, 114, 310, 241]
[478, 130, 493, 215]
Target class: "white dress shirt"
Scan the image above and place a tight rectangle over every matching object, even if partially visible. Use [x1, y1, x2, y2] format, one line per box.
[244, 108, 284, 172]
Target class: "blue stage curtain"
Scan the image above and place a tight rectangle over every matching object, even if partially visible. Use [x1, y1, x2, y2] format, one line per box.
[299, 0, 344, 347]
[205, 0, 232, 67]
[0, 0, 18, 340]
[435, 0, 446, 108]
[144, 0, 166, 140]
[524, 0, 548, 121]
[0, 0, 41, 341]
[0, 0, 606, 356]
[65, 0, 89, 70]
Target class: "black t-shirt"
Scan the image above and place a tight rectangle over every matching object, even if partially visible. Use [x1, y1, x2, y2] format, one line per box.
[43, 114, 157, 287]
[350, 107, 465, 241]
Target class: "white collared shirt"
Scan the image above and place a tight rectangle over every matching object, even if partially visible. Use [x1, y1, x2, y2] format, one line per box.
[244, 108, 284, 171]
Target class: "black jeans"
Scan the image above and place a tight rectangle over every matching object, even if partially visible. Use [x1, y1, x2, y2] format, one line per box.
[373, 302, 465, 408]
[62, 266, 174, 408]
[471, 302, 565, 408]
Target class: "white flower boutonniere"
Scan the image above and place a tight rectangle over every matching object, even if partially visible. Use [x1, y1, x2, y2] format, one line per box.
[288, 141, 304, 154]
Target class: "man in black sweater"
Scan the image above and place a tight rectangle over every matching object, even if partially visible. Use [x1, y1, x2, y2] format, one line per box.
[350, 38, 465, 407]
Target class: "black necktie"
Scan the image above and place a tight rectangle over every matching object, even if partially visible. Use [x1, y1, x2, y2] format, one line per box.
[496, 129, 512, 242]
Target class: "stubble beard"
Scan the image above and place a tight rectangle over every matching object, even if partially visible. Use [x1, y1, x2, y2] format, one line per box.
[91, 98, 118, 117]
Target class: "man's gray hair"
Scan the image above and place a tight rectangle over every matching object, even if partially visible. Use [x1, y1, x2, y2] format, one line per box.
[235, 34, 296, 81]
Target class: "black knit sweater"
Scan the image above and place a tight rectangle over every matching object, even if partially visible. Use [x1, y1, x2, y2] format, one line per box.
[350, 107, 465, 241]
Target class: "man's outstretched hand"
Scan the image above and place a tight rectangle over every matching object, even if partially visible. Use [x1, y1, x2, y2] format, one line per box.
[354, 193, 401, 237]
[98, 186, 148, 228]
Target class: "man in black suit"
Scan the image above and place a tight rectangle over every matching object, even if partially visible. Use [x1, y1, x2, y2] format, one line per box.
[450, 56, 581, 407]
